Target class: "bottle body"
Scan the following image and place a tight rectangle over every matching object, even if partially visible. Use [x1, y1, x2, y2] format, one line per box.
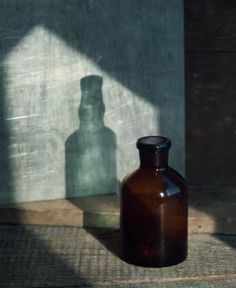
[120, 137, 188, 267]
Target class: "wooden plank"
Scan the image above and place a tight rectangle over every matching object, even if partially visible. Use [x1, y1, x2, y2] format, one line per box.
[185, 0, 236, 231]
[0, 225, 235, 287]
[186, 52, 236, 187]
[185, 0, 236, 51]
[189, 186, 236, 234]
[0, 187, 236, 234]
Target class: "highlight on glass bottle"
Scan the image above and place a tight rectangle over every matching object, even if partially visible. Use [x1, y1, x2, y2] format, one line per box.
[120, 136, 188, 267]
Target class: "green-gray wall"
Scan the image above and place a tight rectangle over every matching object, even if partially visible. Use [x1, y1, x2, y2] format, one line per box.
[0, 0, 184, 203]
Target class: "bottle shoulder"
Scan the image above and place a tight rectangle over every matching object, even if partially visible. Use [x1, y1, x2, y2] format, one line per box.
[122, 168, 140, 184]
[121, 167, 187, 198]
[166, 167, 188, 193]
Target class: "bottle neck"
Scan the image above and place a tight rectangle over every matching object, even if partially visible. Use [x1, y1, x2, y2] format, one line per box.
[139, 149, 169, 171]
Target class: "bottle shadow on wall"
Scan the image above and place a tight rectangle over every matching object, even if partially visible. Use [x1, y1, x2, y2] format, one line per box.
[65, 75, 118, 201]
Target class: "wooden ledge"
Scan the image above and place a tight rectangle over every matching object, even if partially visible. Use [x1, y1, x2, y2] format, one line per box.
[0, 188, 236, 234]
[0, 226, 235, 287]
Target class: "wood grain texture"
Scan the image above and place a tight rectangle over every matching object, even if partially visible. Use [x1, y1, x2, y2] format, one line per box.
[186, 52, 236, 187]
[0, 225, 235, 287]
[0, 0, 185, 204]
[185, 0, 236, 51]
[185, 0, 236, 191]
[0, 187, 236, 234]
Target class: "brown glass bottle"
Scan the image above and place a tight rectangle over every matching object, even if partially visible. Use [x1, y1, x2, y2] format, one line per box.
[120, 136, 188, 267]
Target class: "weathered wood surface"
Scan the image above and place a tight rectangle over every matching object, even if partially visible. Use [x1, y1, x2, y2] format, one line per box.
[185, 0, 236, 51]
[186, 52, 236, 187]
[0, 225, 235, 287]
[0, 0, 185, 204]
[185, 0, 236, 195]
[1, 186, 236, 234]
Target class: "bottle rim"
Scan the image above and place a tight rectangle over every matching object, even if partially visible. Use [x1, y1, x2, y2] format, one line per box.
[136, 136, 171, 151]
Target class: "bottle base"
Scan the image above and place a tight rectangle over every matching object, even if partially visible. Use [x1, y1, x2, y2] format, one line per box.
[121, 253, 187, 268]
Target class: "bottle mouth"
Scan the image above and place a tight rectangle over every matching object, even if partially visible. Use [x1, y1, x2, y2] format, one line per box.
[136, 136, 171, 151]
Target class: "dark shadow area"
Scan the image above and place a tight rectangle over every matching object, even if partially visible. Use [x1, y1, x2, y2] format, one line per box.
[185, 0, 236, 249]
[0, 225, 92, 287]
[0, 63, 13, 204]
[86, 228, 121, 260]
[66, 75, 118, 197]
